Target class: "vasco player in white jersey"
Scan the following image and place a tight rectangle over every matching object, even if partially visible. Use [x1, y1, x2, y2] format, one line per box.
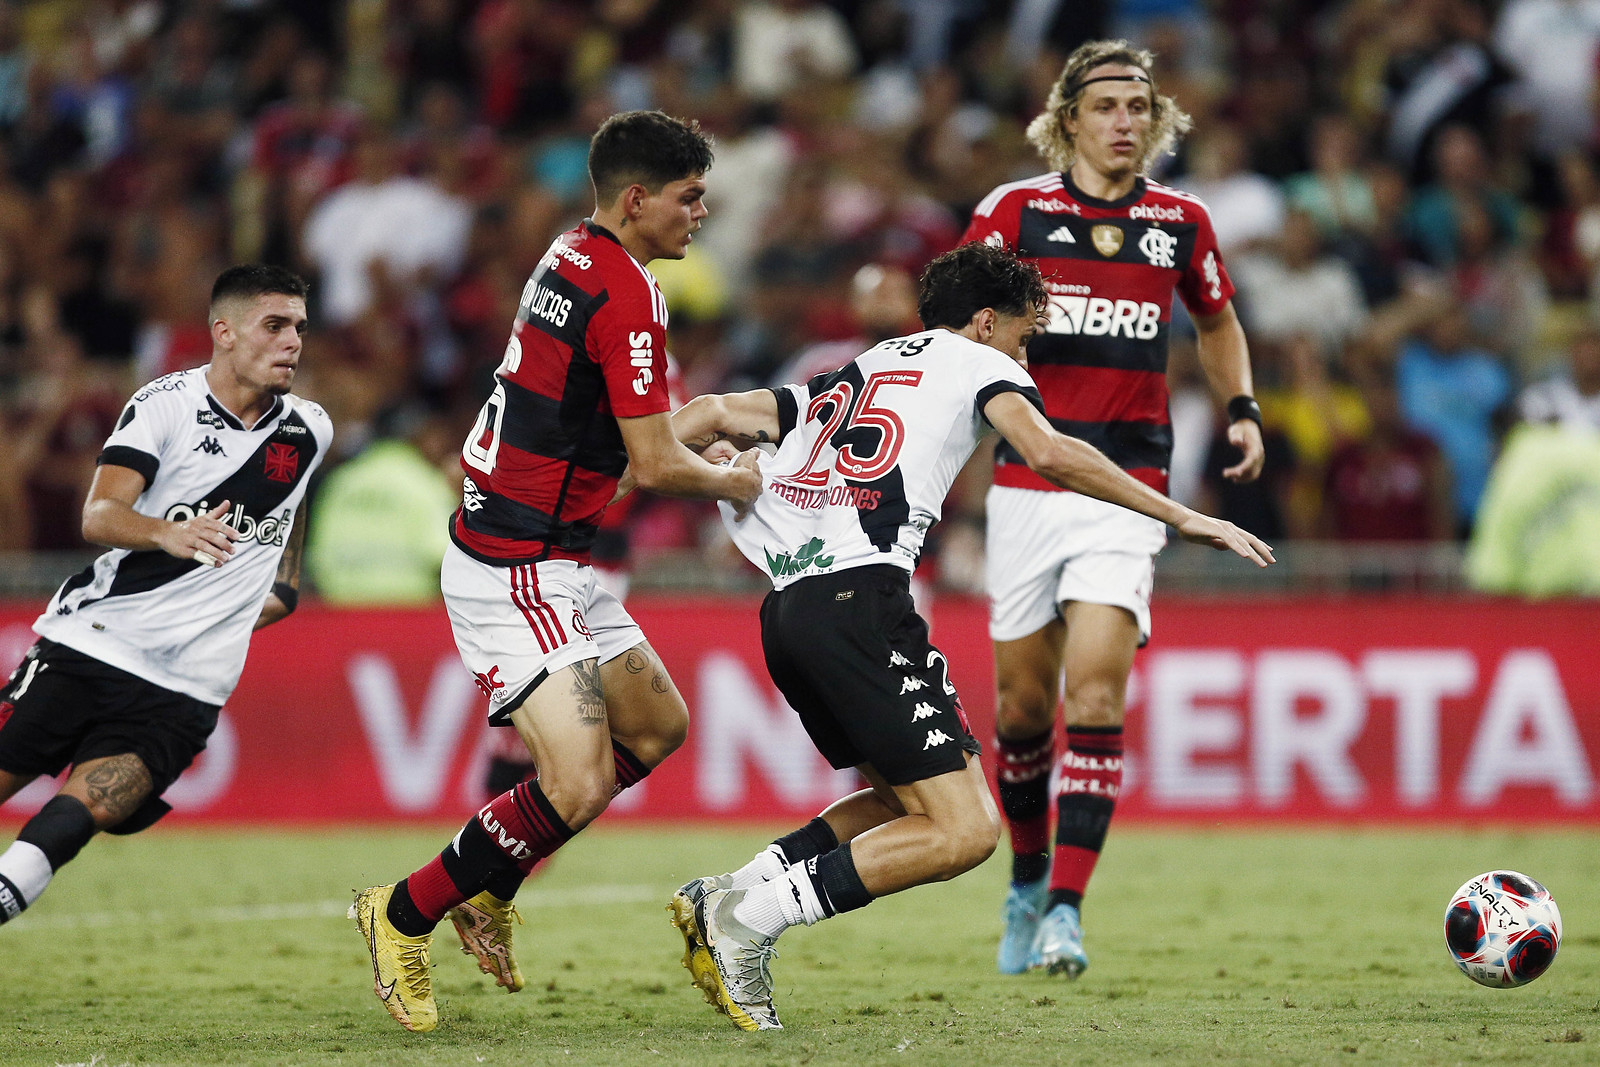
[659, 243, 1272, 1031]
[963, 39, 1266, 979]
[351, 111, 762, 1034]
[0, 265, 327, 929]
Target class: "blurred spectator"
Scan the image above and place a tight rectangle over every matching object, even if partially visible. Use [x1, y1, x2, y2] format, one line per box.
[732, 0, 858, 106]
[1173, 121, 1285, 255]
[1320, 367, 1454, 541]
[1200, 422, 1301, 541]
[1257, 333, 1371, 532]
[1284, 113, 1377, 241]
[1393, 305, 1514, 534]
[1231, 209, 1368, 353]
[1383, 0, 1515, 185]
[237, 50, 364, 264]
[1518, 326, 1600, 430]
[1447, 195, 1548, 365]
[773, 261, 919, 384]
[305, 404, 461, 605]
[1493, 0, 1600, 159]
[301, 128, 472, 328]
[1403, 125, 1521, 269]
[471, 0, 586, 134]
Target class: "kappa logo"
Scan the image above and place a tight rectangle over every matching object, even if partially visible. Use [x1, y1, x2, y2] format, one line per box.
[898, 675, 927, 695]
[888, 650, 911, 667]
[473, 665, 505, 699]
[912, 702, 938, 721]
[195, 409, 226, 429]
[193, 435, 226, 456]
[1138, 226, 1178, 268]
[1046, 225, 1077, 244]
[922, 728, 954, 750]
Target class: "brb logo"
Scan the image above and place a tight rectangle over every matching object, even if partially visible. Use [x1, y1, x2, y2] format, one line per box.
[163, 501, 293, 548]
[629, 330, 655, 395]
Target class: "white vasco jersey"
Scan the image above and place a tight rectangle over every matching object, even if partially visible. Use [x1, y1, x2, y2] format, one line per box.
[721, 328, 1042, 590]
[33, 367, 333, 704]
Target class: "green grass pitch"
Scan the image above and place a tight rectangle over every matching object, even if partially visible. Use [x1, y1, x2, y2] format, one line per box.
[2, 823, 1597, 1066]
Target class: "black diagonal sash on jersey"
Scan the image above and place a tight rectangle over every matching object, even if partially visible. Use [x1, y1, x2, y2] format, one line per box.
[69, 409, 321, 603]
[807, 363, 910, 553]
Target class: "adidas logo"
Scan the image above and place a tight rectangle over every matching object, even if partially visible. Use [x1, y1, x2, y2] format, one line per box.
[922, 729, 954, 750]
[1047, 225, 1076, 243]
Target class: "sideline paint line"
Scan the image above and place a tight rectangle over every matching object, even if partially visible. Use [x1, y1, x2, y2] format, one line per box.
[8, 883, 661, 931]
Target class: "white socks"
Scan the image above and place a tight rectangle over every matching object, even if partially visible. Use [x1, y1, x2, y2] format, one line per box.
[728, 845, 788, 890]
[0, 841, 53, 922]
[733, 862, 828, 938]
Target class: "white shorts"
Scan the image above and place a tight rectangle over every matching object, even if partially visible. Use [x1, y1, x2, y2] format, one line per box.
[442, 543, 645, 724]
[984, 485, 1167, 644]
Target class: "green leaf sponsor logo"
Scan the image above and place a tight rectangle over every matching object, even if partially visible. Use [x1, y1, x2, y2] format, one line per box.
[764, 536, 835, 579]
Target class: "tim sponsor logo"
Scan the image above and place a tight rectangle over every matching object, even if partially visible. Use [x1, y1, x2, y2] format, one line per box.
[1129, 202, 1186, 222]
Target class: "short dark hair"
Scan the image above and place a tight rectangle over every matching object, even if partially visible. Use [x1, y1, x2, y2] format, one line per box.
[917, 243, 1047, 330]
[210, 264, 309, 313]
[588, 110, 714, 203]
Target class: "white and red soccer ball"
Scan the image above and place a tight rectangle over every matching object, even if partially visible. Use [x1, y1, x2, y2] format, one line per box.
[1444, 871, 1561, 988]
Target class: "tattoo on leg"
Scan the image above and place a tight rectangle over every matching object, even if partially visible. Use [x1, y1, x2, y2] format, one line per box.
[571, 660, 607, 726]
[624, 647, 670, 694]
[83, 756, 153, 823]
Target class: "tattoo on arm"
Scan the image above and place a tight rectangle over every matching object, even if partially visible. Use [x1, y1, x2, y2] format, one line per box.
[82, 754, 154, 824]
[276, 498, 309, 587]
[571, 659, 607, 726]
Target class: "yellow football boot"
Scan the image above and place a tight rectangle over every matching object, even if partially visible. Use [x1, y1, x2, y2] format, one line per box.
[448, 890, 525, 992]
[350, 884, 438, 1032]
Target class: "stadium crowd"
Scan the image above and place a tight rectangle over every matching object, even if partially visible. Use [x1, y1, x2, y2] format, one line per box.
[0, 0, 1597, 594]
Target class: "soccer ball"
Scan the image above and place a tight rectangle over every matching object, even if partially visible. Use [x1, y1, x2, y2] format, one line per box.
[1444, 871, 1561, 988]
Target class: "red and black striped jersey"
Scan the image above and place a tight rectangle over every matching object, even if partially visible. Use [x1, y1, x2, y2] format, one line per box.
[452, 220, 672, 564]
[962, 171, 1234, 495]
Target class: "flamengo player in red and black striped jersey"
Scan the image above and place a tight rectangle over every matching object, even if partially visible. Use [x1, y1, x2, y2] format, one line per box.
[966, 41, 1266, 981]
[352, 111, 762, 1034]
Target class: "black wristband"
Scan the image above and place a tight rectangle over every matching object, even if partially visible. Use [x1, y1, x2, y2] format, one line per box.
[272, 582, 299, 614]
[1226, 395, 1262, 427]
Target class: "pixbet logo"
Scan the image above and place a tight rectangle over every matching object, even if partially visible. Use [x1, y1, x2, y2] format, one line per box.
[1129, 202, 1185, 222]
[1029, 197, 1079, 214]
[162, 501, 292, 547]
[629, 330, 655, 395]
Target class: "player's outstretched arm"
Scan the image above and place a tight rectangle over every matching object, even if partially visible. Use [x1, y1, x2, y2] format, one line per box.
[984, 392, 1274, 567]
[617, 409, 763, 510]
[255, 498, 307, 630]
[82, 464, 241, 565]
[670, 390, 782, 453]
[1193, 303, 1265, 484]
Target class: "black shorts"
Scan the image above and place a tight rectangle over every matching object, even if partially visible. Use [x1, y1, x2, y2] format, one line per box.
[0, 639, 220, 822]
[759, 565, 980, 787]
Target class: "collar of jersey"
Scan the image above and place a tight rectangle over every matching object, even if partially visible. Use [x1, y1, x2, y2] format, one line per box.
[206, 392, 282, 432]
[1060, 171, 1148, 211]
[584, 218, 623, 247]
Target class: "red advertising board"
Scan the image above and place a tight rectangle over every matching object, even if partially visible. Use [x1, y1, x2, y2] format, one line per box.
[2, 595, 1598, 825]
